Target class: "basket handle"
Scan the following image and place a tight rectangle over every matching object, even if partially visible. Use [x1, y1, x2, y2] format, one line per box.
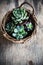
[19, 2, 34, 15]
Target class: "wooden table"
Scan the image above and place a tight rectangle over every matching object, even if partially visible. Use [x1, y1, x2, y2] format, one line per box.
[0, 0, 43, 65]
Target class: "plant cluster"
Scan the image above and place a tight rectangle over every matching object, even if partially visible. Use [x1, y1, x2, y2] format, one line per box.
[5, 8, 33, 40]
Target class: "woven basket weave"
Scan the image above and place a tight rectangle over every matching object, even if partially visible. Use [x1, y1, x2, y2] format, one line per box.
[1, 2, 37, 43]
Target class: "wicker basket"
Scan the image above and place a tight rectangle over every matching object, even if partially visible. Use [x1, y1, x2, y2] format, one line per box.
[1, 2, 37, 43]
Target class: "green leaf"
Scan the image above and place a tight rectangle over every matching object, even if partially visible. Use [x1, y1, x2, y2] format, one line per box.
[14, 28, 18, 33]
[12, 33, 17, 37]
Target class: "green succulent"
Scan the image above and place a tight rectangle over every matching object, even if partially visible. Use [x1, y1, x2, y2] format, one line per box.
[26, 22, 33, 31]
[11, 8, 29, 24]
[5, 22, 15, 34]
[12, 25, 27, 40]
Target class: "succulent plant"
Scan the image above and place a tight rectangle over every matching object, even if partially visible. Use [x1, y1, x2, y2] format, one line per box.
[11, 8, 29, 24]
[12, 25, 27, 40]
[26, 22, 33, 31]
[5, 22, 15, 34]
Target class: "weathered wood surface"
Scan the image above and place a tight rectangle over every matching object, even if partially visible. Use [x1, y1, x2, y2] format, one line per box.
[0, 0, 43, 65]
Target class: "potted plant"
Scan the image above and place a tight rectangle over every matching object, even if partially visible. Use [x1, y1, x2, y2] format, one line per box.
[1, 2, 37, 43]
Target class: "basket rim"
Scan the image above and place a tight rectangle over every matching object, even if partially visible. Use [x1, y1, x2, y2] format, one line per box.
[1, 9, 37, 43]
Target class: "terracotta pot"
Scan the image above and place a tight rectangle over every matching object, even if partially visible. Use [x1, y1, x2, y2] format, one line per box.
[1, 2, 37, 43]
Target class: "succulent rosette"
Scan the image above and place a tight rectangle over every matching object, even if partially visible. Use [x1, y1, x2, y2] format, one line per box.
[11, 8, 29, 24]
